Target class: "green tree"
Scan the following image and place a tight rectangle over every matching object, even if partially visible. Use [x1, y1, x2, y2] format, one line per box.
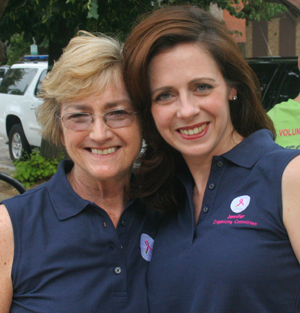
[6, 33, 30, 65]
[0, 1, 288, 65]
[212, 0, 288, 21]
[157, 0, 287, 20]
[162, 1, 287, 21]
[0, 0, 153, 66]
[0, 0, 8, 62]
[0, 0, 8, 19]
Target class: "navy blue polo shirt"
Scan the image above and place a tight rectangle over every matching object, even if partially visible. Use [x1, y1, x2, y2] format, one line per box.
[2, 160, 159, 313]
[148, 130, 300, 313]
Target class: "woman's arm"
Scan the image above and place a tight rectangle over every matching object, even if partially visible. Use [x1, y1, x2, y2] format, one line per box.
[0, 204, 14, 312]
[282, 155, 300, 263]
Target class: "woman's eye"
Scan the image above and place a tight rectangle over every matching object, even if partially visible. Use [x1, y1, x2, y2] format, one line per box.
[155, 92, 172, 102]
[71, 113, 86, 118]
[195, 84, 213, 92]
[107, 109, 130, 120]
[110, 110, 128, 116]
[68, 113, 90, 123]
[71, 113, 87, 119]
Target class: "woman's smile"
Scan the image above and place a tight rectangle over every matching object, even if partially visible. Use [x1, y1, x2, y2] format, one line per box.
[90, 146, 119, 155]
[177, 122, 209, 138]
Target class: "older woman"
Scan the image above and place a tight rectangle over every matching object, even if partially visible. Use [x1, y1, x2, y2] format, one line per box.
[0, 32, 157, 313]
[123, 5, 300, 313]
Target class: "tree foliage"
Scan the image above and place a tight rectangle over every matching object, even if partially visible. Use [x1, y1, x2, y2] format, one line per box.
[0, 0, 8, 19]
[0, 0, 153, 44]
[5, 33, 29, 65]
[157, 1, 287, 21]
[0, 0, 155, 64]
[0, 1, 288, 47]
[213, 0, 288, 21]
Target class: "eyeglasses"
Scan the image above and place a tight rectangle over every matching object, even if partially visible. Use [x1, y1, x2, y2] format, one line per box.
[58, 109, 137, 130]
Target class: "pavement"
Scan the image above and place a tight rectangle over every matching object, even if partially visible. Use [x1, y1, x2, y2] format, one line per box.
[0, 136, 15, 174]
[0, 137, 18, 201]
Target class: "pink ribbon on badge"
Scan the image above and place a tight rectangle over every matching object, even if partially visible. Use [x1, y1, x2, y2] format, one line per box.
[236, 199, 244, 207]
[145, 240, 153, 254]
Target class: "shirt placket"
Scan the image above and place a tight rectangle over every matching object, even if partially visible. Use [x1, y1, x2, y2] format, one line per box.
[197, 156, 227, 227]
[93, 205, 129, 297]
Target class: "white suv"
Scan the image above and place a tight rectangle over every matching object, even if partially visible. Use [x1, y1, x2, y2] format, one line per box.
[0, 65, 10, 84]
[0, 56, 48, 161]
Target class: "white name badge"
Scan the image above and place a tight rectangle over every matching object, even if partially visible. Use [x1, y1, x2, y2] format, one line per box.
[140, 233, 154, 262]
[230, 195, 251, 213]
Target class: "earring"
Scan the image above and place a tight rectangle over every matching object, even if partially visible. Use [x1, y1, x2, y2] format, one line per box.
[233, 95, 237, 101]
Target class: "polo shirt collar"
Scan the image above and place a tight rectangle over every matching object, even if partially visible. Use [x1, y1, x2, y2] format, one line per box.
[47, 160, 138, 221]
[221, 129, 274, 168]
[176, 129, 274, 184]
[47, 160, 93, 221]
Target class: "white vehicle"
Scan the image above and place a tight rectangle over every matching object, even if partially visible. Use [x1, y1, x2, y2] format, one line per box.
[0, 65, 10, 84]
[0, 55, 48, 161]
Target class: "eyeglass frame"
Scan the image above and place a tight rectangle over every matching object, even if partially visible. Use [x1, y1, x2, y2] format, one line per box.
[56, 108, 138, 130]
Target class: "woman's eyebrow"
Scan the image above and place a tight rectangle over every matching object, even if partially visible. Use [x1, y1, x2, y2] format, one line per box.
[62, 99, 132, 112]
[62, 104, 90, 112]
[189, 77, 216, 84]
[102, 99, 132, 110]
[151, 86, 172, 96]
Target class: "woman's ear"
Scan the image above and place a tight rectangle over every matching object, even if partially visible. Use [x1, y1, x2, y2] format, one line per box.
[228, 87, 237, 101]
[60, 133, 65, 146]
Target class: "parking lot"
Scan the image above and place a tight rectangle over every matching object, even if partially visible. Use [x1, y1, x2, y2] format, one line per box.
[0, 136, 19, 201]
[0, 136, 14, 174]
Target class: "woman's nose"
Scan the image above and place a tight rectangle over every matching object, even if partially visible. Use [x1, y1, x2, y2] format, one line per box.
[89, 116, 113, 141]
[176, 95, 200, 119]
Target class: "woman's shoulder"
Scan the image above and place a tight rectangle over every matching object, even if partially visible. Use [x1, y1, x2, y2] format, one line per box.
[258, 139, 300, 167]
[0, 203, 14, 309]
[281, 154, 300, 262]
[0, 203, 13, 236]
[1, 182, 50, 222]
[282, 154, 300, 181]
[1, 160, 68, 213]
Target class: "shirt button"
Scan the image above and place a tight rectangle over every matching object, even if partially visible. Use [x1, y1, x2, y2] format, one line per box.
[103, 222, 107, 228]
[203, 207, 209, 213]
[217, 161, 223, 168]
[121, 220, 126, 227]
[208, 183, 215, 190]
[114, 267, 122, 274]
[120, 245, 124, 249]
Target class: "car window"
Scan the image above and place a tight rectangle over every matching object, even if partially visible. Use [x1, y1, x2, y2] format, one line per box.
[35, 69, 47, 96]
[0, 68, 37, 95]
[0, 68, 6, 79]
[276, 64, 300, 104]
[248, 63, 279, 97]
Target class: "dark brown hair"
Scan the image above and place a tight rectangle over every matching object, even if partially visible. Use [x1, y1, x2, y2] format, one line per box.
[124, 5, 275, 211]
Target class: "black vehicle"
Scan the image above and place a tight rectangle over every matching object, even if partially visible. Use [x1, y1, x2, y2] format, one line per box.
[247, 56, 300, 111]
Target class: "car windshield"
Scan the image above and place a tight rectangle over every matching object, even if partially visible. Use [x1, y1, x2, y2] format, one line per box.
[0, 68, 37, 95]
[249, 63, 279, 97]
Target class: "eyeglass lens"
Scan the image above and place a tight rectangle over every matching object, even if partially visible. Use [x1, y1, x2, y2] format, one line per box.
[61, 110, 135, 130]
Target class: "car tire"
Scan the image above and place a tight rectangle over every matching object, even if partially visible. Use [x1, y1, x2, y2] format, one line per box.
[8, 124, 31, 162]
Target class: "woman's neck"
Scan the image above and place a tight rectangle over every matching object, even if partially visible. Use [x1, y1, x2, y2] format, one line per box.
[67, 169, 130, 227]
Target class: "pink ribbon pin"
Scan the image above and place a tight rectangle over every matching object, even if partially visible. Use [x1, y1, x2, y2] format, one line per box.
[145, 240, 153, 254]
[236, 199, 244, 207]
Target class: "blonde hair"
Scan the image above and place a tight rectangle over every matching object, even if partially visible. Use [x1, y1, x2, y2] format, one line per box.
[37, 31, 123, 146]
